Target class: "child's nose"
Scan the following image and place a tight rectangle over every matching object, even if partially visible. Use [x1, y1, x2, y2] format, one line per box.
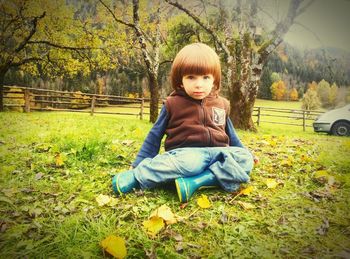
[195, 79, 205, 87]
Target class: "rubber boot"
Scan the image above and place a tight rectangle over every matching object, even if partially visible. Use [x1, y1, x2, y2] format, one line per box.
[112, 170, 140, 195]
[175, 170, 218, 203]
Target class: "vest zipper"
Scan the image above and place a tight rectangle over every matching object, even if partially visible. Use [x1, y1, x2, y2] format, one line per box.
[201, 99, 212, 145]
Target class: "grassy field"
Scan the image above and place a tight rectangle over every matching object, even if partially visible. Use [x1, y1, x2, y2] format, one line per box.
[0, 111, 349, 258]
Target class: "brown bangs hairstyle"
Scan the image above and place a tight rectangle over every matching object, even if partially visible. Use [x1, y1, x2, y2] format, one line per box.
[170, 43, 221, 91]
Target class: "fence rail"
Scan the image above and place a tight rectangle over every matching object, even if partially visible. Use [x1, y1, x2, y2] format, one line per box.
[3, 85, 150, 119]
[3, 86, 324, 131]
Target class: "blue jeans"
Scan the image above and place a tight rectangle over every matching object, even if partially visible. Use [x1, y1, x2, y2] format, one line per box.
[131, 147, 253, 192]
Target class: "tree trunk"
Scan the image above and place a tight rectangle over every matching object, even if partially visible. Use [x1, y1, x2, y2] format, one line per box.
[148, 72, 159, 123]
[0, 70, 5, 112]
[229, 79, 257, 131]
[228, 44, 263, 131]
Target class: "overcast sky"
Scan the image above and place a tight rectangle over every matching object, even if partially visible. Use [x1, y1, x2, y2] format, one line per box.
[282, 0, 350, 51]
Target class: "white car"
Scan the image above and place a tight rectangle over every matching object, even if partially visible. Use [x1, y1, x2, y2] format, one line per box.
[313, 104, 350, 136]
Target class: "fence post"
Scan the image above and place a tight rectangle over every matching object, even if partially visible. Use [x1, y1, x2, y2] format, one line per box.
[257, 107, 261, 126]
[90, 95, 96, 116]
[140, 98, 144, 120]
[24, 89, 30, 112]
[302, 110, 306, 131]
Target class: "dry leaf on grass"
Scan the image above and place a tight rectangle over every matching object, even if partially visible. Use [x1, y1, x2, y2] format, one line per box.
[95, 194, 118, 207]
[265, 178, 278, 189]
[197, 194, 211, 208]
[143, 205, 178, 237]
[150, 204, 177, 225]
[237, 201, 256, 210]
[240, 186, 254, 195]
[96, 194, 111, 207]
[55, 153, 65, 167]
[143, 216, 165, 238]
[100, 235, 127, 259]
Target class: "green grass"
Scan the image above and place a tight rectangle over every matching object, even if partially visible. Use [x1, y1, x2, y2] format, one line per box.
[0, 111, 349, 258]
[255, 99, 304, 109]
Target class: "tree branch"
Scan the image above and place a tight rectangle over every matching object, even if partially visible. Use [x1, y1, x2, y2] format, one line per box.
[27, 40, 100, 50]
[132, 0, 153, 71]
[164, 0, 230, 58]
[259, 0, 304, 60]
[14, 11, 46, 53]
[98, 0, 153, 44]
[98, 0, 134, 28]
[296, 0, 316, 16]
[11, 57, 46, 67]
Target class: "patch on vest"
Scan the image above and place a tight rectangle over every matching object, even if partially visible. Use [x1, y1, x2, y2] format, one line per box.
[212, 107, 225, 125]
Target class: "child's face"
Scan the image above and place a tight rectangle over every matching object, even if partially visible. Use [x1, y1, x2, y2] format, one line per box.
[181, 74, 214, 100]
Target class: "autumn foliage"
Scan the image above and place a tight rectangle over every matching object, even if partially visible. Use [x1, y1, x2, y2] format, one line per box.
[289, 88, 299, 101]
[270, 80, 286, 101]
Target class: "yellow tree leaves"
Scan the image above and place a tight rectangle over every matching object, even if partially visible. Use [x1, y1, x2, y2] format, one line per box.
[289, 88, 299, 101]
[270, 80, 286, 101]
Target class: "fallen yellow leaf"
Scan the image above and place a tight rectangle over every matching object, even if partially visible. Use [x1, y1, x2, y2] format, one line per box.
[240, 186, 254, 196]
[96, 194, 111, 207]
[55, 153, 64, 167]
[143, 216, 165, 237]
[197, 194, 211, 209]
[100, 235, 127, 259]
[150, 204, 177, 225]
[269, 140, 277, 147]
[265, 178, 278, 189]
[108, 197, 118, 207]
[237, 201, 255, 210]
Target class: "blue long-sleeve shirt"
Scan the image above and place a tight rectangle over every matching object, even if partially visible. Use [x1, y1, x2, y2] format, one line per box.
[132, 105, 245, 168]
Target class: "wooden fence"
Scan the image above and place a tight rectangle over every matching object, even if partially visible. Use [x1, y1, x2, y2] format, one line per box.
[253, 106, 323, 131]
[3, 85, 149, 119]
[3, 86, 324, 131]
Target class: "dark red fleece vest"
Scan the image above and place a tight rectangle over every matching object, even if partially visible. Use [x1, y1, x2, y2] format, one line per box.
[164, 90, 230, 151]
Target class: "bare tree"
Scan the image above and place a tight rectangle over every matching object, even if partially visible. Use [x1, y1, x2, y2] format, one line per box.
[165, 0, 314, 130]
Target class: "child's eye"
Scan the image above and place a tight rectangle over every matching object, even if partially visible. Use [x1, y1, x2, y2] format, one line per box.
[203, 75, 211, 80]
[186, 75, 195, 79]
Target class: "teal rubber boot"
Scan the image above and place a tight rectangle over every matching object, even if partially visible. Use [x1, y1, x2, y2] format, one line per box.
[175, 170, 218, 203]
[112, 170, 140, 195]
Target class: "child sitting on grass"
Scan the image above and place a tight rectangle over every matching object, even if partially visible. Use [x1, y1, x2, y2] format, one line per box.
[112, 42, 255, 203]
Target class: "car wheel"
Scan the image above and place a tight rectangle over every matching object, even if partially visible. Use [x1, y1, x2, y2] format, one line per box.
[331, 121, 350, 136]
